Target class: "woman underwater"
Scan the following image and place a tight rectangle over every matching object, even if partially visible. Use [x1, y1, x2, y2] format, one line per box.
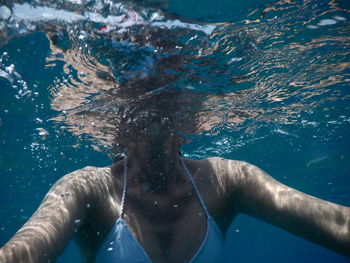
[0, 1, 350, 263]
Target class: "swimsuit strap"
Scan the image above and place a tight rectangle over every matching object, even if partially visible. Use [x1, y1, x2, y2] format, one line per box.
[180, 158, 210, 217]
[119, 158, 128, 219]
[120, 158, 210, 219]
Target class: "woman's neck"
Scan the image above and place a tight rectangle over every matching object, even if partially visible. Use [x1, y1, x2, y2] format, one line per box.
[124, 137, 186, 194]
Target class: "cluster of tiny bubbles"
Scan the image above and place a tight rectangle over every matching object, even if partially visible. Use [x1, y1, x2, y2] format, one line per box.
[28, 126, 54, 170]
[107, 241, 114, 251]
[1, 42, 98, 185]
[74, 218, 82, 232]
[0, 51, 38, 100]
[0, 48, 55, 175]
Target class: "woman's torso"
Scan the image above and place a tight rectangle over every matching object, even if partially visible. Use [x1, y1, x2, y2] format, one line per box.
[74, 158, 237, 263]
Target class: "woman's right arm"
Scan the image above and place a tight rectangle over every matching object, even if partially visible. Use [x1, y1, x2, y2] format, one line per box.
[0, 167, 95, 263]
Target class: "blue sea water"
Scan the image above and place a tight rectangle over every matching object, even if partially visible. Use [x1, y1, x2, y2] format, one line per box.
[0, 0, 350, 262]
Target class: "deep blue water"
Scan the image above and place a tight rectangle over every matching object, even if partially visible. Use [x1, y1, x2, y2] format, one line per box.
[1, 0, 350, 262]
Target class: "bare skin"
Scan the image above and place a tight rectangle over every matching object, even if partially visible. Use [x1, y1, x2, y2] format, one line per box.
[0, 136, 349, 263]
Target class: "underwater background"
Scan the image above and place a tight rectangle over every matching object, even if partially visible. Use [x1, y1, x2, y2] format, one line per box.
[0, 0, 350, 262]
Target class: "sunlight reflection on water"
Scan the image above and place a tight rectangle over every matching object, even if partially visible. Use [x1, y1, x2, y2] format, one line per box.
[0, 0, 349, 158]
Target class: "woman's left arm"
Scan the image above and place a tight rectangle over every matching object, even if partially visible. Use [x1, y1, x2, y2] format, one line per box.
[224, 159, 350, 257]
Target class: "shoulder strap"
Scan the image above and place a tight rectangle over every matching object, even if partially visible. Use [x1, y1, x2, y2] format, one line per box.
[180, 158, 210, 217]
[119, 158, 128, 219]
[120, 158, 210, 218]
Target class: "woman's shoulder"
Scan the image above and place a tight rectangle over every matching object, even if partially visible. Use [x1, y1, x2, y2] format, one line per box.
[57, 165, 112, 183]
[66, 165, 111, 177]
[48, 166, 114, 200]
[192, 157, 260, 189]
[191, 156, 250, 173]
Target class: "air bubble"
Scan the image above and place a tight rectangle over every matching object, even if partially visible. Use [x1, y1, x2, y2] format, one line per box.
[228, 57, 243, 64]
[333, 16, 346, 21]
[36, 128, 49, 140]
[5, 64, 15, 74]
[318, 19, 337, 26]
[0, 6, 11, 20]
[35, 118, 44, 124]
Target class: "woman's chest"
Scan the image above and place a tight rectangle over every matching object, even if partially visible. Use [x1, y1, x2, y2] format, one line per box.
[95, 208, 209, 263]
[80, 192, 217, 263]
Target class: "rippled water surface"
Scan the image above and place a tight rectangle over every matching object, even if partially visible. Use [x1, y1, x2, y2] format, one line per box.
[0, 0, 349, 262]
